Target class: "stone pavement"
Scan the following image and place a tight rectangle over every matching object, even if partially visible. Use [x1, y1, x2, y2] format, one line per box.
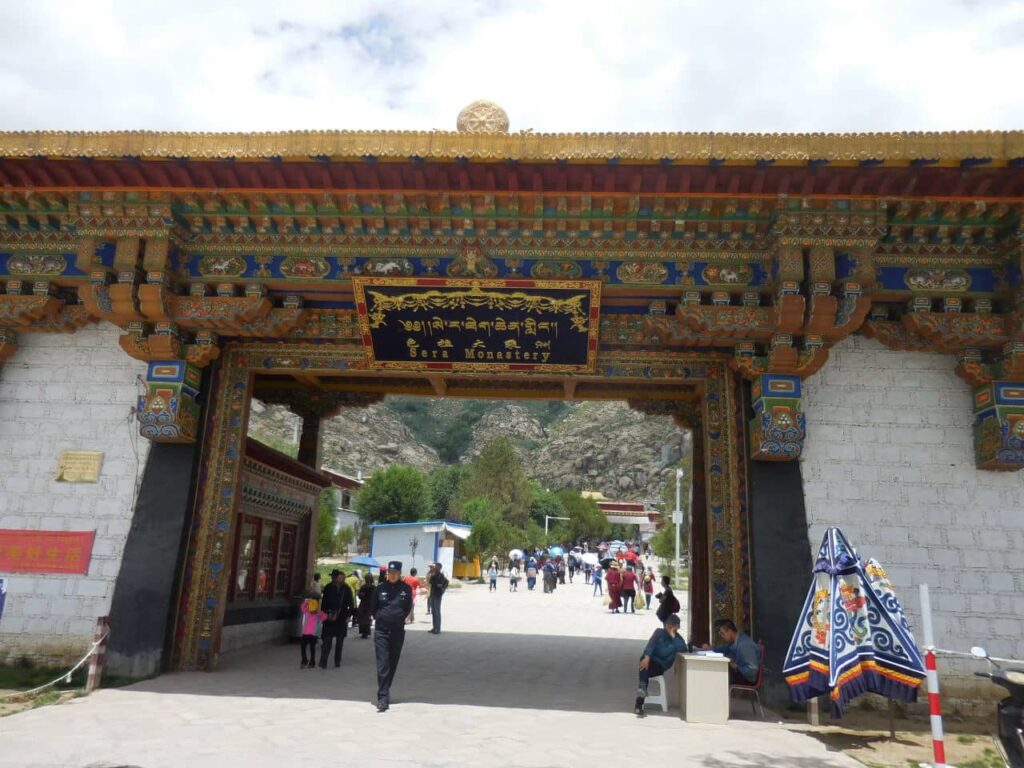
[1, 575, 862, 768]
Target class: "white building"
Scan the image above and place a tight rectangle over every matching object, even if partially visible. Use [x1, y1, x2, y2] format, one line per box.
[368, 521, 472, 578]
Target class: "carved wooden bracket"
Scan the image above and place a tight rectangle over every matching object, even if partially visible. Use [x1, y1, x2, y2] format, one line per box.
[138, 273, 172, 320]
[0, 293, 63, 327]
[645, 306, 776, 346]
[119, 324, 222, 368]
[955, 343, 1024, 387]
[730, 337, 829, 380]
[904, 311, 1011, 353]
[19, 305, 96, 333]
[861, 319, 935, 352]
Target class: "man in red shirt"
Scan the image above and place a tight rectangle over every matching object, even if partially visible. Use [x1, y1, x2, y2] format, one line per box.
[620, 565, 638, 614]
[402, 567, 421, 624]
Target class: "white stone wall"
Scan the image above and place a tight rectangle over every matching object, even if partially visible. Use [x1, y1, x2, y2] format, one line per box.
[800, 335, 1024, 711]
[0, 322, 150, 666]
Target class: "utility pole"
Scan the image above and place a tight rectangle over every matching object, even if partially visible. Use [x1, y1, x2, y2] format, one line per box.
[544, 515, 570, 536]
[673, 467, 683, 591]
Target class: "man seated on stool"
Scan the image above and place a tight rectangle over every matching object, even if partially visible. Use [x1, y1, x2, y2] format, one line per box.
[635, 613, 689, 718]
[702, 618, 760, 685]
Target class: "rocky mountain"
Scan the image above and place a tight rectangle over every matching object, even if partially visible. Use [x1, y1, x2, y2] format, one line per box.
[525, 401, 684, 500]
[248, 400, 441, 477]
[247, 397, 687, 501]
[462, 403, 549, 461]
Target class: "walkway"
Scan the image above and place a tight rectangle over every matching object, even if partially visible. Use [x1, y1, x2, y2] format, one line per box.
[1, 575, 861, 767]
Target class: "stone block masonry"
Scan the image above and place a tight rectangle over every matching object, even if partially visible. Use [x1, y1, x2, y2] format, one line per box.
[0, 323, 151, 667]
[800, 336, 1024, 713]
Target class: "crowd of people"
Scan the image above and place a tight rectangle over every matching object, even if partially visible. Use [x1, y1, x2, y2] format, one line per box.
[298, 559, 449, 712]
[299, 539, 760, 719]
[484, 538, 761, 719]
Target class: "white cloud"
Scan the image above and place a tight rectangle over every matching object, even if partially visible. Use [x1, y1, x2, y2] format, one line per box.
[0, 0, 1021, 132]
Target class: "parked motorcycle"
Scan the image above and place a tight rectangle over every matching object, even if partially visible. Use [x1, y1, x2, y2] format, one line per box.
[972, 646, 1024, 767]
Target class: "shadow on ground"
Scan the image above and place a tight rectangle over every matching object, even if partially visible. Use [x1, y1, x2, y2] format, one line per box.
[126, 630, 764, 719]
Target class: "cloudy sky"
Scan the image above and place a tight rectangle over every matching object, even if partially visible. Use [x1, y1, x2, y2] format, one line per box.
[1, 0, 1022, 134]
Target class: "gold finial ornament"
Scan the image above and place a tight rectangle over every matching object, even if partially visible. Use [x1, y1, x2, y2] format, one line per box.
[456, 100, 510, 133]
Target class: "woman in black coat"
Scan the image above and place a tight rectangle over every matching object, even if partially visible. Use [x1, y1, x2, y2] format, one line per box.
[357, 573, 376, 638]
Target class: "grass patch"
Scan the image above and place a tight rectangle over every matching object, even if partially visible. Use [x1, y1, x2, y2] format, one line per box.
[957, 734, 978, 745]
[28, 690, 63, 709]
[958, 748, 1005, 768]
[0, 658, 86, 691]
[314, 562, 355, 584]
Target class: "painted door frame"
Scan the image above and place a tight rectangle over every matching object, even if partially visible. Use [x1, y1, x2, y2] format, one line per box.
[171, 342, 751, 670]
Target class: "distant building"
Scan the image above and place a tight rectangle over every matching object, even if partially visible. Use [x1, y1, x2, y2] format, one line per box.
[582, 490, 660, 539]
[320, 469, 363, 533]
[368, 520, 473, 577]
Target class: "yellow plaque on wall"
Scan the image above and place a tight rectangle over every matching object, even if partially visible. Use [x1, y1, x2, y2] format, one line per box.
[55, 451, 104, 483]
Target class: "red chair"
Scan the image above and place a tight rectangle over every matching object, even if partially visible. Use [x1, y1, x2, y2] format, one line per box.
[729, 641, 766, 719]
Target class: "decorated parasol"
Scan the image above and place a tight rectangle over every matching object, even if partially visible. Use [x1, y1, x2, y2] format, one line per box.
[783, 527, 925, 716]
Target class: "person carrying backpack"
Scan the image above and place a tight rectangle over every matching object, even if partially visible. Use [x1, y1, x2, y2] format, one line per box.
[655, 575, 680, 623]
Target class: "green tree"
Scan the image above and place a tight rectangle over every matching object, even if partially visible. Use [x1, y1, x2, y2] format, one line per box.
[335, 525, 355, 557]
[528, 483, 565, 528]
[355, 465, 430, 524]
[425, 464, 471, 520]
[459, 436, 532, 527]
[523, 520, 547, 551]
[609, 523, 633, 541]
[462, 497, 516, 562]
[436, 421, 473, 463]
[649, 524, 678, 561]
[556, 489, 610, 542]
[316, 489, 339, 557]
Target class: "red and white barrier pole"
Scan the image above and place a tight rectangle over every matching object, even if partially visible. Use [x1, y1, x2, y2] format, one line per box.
[86, 616, 109, 693]
[919, 585, 947, 767]
[924, 649, 946, 766]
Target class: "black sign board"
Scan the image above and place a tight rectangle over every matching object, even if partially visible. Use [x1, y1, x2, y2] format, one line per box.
[352, 278, 601, 372]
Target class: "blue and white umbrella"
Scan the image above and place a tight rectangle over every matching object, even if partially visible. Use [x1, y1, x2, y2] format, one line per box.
[783, 527, 925, 716]
[349, 555, 380, 569]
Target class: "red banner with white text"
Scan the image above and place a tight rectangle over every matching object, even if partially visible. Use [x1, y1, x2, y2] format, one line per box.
[0, 530, 96, 575]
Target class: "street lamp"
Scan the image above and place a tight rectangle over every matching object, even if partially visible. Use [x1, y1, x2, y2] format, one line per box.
[673, 467, 684, 591]
[409, 535, 419, 570]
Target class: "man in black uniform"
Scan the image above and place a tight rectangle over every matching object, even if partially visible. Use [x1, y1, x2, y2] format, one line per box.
[427, 562, 449, 634]
[320, 568, 355, 668]
[373, 560, 413, 712]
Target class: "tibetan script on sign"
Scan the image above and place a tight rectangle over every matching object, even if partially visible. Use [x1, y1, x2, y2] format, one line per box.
[0, 530, 96, 575]
[352, 278, 601, 372]
[55, 450, 103, 482]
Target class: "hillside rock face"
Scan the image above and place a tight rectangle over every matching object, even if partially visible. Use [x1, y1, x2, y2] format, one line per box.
[248, 398, 686, 501]
[248, 400, 441, 477]
[463, 404, 548, 462]
[524, 402, 683, 501]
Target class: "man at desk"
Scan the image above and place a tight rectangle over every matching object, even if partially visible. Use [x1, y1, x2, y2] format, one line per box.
[702, 618, 760, 685]
[635, 614, 688, 718]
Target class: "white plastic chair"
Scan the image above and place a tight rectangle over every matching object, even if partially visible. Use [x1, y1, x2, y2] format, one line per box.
[646, 674, 668, 712]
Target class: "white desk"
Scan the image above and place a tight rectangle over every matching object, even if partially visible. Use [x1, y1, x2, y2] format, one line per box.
[675, 653, 731, 724]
